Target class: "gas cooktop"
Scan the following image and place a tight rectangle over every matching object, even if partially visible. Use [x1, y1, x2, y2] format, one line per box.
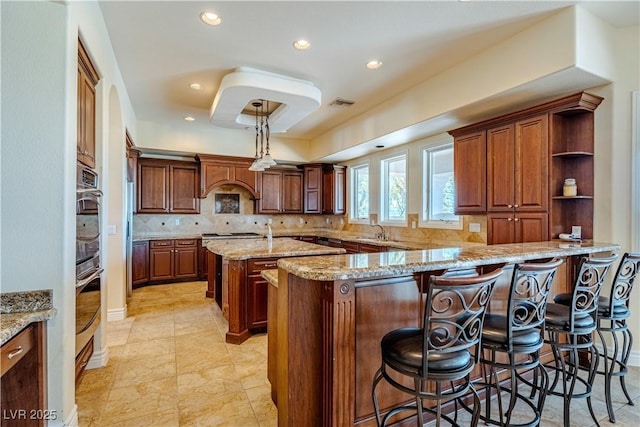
[201, 232, 262, 239]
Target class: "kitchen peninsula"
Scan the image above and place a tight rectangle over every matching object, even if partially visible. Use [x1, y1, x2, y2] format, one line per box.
[271, 240, 620, 427]
[205, 237, 345, 344]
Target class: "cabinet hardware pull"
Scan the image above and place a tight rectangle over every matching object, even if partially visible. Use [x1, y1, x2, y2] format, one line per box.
[507, 218, 513, 222]
[508, 204, 513, 208]
[514, 204, 519, 208]
[514, 218, 520, 222]
[7, 346, 24, 359]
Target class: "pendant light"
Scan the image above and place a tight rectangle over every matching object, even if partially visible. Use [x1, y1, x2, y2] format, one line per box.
[248, 101, 265, 171]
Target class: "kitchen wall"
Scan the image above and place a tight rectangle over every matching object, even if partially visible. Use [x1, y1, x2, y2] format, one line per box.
[133, 183, 487, 245]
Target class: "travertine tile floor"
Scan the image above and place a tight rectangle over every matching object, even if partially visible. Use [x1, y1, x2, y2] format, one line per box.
[76, 281, 640, 426]
[76, 281, 277, 426]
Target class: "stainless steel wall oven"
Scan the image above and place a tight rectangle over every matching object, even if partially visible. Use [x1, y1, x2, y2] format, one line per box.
[76, 163, 102, 356]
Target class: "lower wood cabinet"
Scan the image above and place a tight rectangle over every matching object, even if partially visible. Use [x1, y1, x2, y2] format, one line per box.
[147, 239, 198, 283]
[487, 212, 549, 245]
[132, 240, 149, 286]
[246, 258, 279, 329]
[1, 322, 47, 426]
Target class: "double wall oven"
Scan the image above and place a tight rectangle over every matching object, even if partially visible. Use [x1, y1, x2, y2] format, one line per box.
[76, 163, 103, 357]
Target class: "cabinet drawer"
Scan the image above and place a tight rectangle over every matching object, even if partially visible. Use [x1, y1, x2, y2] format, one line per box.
[175, 239, 197, 247]
[75, 337, 94, 385]
[150, 239, 174, 248]
[248, 258, 279, 273]
[1, 324, 35, 376]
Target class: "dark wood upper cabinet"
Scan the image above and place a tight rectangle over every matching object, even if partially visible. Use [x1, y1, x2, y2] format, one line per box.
[452, 131, 486, 214]
[257, 168, 303, 214]
[137, 158, 200, 214]
[322, 164, 346, 215]
[450, 91, 602, 243]
[196, 154, 259, 199]
[77, 38, 99, 169]
[303, 165, 323, 214]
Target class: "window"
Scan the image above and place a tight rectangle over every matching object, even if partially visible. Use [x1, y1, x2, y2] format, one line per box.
[381, 153, 407, 224]
[350, 163, 370, 223]
[421, 143, 461, 229]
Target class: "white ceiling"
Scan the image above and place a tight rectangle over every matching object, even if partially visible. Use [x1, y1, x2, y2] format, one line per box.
[99, 1, 639, 146]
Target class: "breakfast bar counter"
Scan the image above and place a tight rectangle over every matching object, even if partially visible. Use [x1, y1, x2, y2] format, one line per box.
[272, 240, 619, 427]
[206, 237, 344, 343]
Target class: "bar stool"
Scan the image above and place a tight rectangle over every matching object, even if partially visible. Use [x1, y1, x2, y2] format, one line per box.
[544, 255, 618, 427]
[478, 258, 563, 427]
[371, 268, 503, 427]
[555, 252, 640, 422]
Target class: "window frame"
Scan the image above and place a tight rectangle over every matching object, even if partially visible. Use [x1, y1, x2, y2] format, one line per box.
[380, 150, 408, 226]
[349, 162, 371, 224]
[420, 141, 462, 230]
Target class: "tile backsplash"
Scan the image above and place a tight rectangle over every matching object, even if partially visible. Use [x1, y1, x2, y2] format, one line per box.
[133, 184, 487, 245]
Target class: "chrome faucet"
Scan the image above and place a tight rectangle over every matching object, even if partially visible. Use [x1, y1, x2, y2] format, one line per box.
[371, 224, 387, 241]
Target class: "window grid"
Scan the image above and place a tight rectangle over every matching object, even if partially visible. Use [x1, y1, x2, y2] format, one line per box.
[350, 164, 370, 222]
[381, 154, 407, 224]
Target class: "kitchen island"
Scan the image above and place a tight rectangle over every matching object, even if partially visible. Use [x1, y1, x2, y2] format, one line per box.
[206, 237, 345, 344]
[271, 240, 620, 427]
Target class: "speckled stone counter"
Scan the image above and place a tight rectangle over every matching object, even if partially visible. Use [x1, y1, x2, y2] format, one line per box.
[133, 232, 202, 242]
[261, 269, 279, 287]
[273, 240, 620, 425]
[1, 290, 57, 346]
[206, 237, 345, 260]
[278, 240, 621, 281]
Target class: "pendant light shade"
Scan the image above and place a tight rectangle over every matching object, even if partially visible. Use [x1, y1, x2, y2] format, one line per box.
[248, 99, 276, 170]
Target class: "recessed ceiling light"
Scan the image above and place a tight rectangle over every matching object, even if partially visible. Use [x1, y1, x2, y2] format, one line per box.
[366, 60, 383, 70]
[200, 11, 221, 26]
[189, 83, 202, 90]
[184, 116, 195, 122]
[293, 39, 311, 50]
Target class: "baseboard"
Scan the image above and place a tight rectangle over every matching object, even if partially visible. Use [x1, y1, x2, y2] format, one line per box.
[107, 305, 127, 321]
[594, 342, 640, 367]
[47, 403, 78, 427]
[87, 345, 109, 369]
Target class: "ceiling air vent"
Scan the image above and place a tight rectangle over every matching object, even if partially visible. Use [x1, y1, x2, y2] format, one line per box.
[329, 98, 355, 108]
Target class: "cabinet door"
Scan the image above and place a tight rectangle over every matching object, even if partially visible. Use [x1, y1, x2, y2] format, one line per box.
[149, 247, 174, 281]
[258, 170, 283, 213]
[304, 165, 322, 214]
[487, 213, 516, 245]
[322, 165, 346, 215]
[138, 162, 170, 213]
[341, 241, 360, 254]
[170, 164, 200, 213]
[487, 124, 515, 211]
[77, 40, 98, 169]
[282, 170, 303, 213]
[247, 275, 269, 329]
[131, 241, 149, 285]
[198, 242, 208, 280]
[516, 212, 549, 243]
[453, 131, 486, 213]
[174, 246, 198, 279]
[515, 115, 548, 212]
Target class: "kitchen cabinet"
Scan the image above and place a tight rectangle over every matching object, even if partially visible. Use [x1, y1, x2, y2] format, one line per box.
[132, 240, 149, 286]
[149, 239, 198, 282]
[303, 164, 323, 213]
[487, 212, 549, 245]
[198, 241, 208, 280]
[137, 158, 200, 214]
[77, 38, 99, 169]
[487, 115, 548, 213]
[302, 164, 346, 215]
[257, 169, 303, 214]
[323, 164, 346, 214]
[452, 131, 486, 214]
[246, 258, 279, 329]
[196, 154, 259, 199]
[1, 322, 47, 427]
[450, 91, 602, 244]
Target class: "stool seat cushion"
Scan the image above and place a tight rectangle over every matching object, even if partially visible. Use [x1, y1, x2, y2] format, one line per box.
[554, 293, 630, 318]
[481, 313, 543, 349]
[545, 302, 595, 332]
[381, 328, 471, 376]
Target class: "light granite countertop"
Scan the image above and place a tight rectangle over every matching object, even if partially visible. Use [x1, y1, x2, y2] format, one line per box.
[134, 228, 462, 249]
[1, 290, 57, 346]
[261, 269, 279, 287]
[206, 237, 345, 260]
[277, 240, 621, 281]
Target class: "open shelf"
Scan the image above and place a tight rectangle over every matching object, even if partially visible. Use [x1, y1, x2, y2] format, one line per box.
[552, 195, 593, 200]
[552, 151, 593, 158]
